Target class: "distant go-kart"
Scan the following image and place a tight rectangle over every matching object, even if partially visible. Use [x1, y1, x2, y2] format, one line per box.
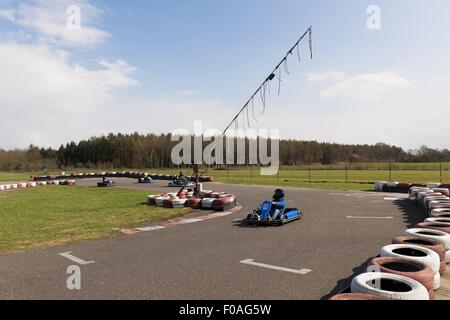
[245, 200, 303, 226]
[168, 178, 195, 188]
[138, 177, 154, 184]
[97, 179, 117, 188]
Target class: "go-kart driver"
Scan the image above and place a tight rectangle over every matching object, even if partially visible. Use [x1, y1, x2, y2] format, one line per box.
[102, 176, 111, 185]
[176, 171, 187, 184]
[271, 188, 287, 220]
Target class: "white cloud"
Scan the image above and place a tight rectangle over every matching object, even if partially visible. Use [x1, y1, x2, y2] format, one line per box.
[0, 9, 15, 22]
[0, 42, 138, 148]
[176, 90, 200, 96]
[320, 71, 415, 100]
[0, 0, 109, 47]
[306, 71, 345, 82]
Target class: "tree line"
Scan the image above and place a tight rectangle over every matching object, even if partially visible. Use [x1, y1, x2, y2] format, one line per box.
[1, 133, 449, 171]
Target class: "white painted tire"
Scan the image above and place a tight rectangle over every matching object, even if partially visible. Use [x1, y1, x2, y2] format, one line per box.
[380, 244, 440, 274]
[19, 183, 27, 188]
[201, 198, 215, 209]
[426, 217, 450, 225]
[155, 197, 167, 207]
[351, 272, 429, 300]
[432, 208, 450, 215]
[404, 228, 450, 250]
[446, 250, 450, 264]
[434, 272, 441, 290]
[427, 183, 442, 188]
[11, 184, 18, 189]
[53, 180, 60, 185]
[411, 188, 431, 200]
[0, 185, 4, 191]
[172, 199, 187, 208]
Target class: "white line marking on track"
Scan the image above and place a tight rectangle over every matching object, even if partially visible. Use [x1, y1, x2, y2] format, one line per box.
[59, 252, 95, 265]
[240, 259, 312, 275]
[346, 216, 394, 219]
[384, 197, 403, 201]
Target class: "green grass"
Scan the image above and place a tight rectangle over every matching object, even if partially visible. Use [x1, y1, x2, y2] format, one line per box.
[2, 163, 450, 191]
[146, 166, 450, 191]
[0, 172, 36, 182]
[0, 186, 191, 255]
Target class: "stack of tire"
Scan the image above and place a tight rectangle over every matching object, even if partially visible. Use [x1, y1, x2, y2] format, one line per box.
[147, 189, 236, 212]
[330, 185, 450, 300]
[33, 171, 215, 184]
[0, 179, 74, 193]
[375, 181, 445, 194]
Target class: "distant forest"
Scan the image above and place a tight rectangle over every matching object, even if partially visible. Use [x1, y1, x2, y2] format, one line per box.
[1, 133, 450, 171]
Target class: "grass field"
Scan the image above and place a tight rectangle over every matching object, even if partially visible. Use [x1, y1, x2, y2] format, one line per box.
[141, 165, 450, 191]
[0, 186, 191, 255]
[1, 163, 450, 191]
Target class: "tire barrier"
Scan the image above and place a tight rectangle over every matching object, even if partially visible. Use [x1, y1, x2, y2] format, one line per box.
[147, 188, 237, 212]
[0, 179, 75, 193]
[416, 222, 450, 234]
[201, 198, 215, 210]
[392, 236, 446, 275]
[430, 209, 450, 218]
[367, 257, 435, 299]
[425, 217, 450, 225]
[380, 244, 440, 272]
[155, 197, 167, 207]
[350, 272, 429, 300]
[329, 293, 385, 300]
[187, 198, 202, 209]
[172, 199, 187, 209]
[375, 181, 450, 195]
[147, 195, 162, 206]
[163, 198, 173, 209]
[213, 196, 237, 212]
[33, 171, 214, 183]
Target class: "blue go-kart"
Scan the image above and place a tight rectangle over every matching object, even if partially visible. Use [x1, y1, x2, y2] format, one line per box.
[245, 200, 304, 226]
[138, 177, 154, 184]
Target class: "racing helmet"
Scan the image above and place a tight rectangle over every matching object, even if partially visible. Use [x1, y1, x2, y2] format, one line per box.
[273, 188, 285, 201]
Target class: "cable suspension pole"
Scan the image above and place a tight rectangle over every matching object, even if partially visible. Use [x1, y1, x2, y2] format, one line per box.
[222, 26, 313, 136]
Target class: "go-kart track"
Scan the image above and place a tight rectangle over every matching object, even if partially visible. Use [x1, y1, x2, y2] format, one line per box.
[0, 179, 433, 299]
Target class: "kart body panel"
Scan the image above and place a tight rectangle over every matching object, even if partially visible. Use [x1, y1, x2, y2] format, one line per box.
[245, 200, 303, 226]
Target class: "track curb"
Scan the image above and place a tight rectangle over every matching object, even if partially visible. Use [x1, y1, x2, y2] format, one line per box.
[120, 205, 243, 235]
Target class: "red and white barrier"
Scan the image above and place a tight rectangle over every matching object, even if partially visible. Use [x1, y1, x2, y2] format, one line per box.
[0, 179, 75, 193]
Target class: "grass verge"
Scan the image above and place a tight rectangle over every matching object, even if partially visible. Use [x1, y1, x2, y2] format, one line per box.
[0, 186, 191, 255]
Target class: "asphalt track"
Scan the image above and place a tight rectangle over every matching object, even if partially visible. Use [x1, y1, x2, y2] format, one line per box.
[0, 178, 426, 300]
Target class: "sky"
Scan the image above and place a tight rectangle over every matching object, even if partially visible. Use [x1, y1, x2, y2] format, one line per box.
[0, 0, 450, 150]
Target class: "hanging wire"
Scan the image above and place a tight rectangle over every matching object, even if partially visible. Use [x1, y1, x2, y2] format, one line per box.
[277, 67, 282, 95]
[296, 43, 301, 63]
[251, 97, 257, 122]
[222, 26, 313, 136]
[246, 103, 251, 128]
[283, 58, 290, 75]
